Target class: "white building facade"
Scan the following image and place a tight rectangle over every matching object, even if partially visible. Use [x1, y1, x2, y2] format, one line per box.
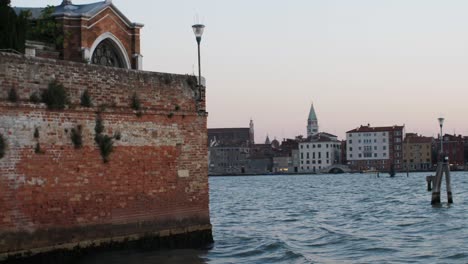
[346, 125, 404, 171]
[299, 134, 342, 173]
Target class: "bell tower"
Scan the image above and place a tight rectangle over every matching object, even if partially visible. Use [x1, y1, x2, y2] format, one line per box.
[307, 103, 319, 137]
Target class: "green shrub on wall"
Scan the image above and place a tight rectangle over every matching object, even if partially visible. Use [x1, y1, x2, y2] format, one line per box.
[42, 80, 69, 110]
[80, 89, 92, 107]
[29, 91, 41, 103]
[94, 114, 114, 163]
[71, 125, 83, 149]
[8, 87, 18, 102]
[131, 92, 141, 111]
[0, 133, 6, 159]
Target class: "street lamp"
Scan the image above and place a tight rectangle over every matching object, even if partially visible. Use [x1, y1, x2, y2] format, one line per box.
[438, 117, 444, 158]
[192, 23, 205, 100]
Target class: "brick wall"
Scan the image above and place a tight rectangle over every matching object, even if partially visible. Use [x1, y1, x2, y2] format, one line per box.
[0, 52, 210, 257]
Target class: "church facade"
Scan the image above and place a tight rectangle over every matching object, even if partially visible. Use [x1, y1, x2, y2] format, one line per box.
[16, 0, 143, 69]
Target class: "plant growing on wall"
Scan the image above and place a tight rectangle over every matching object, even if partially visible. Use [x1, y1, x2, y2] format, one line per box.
[33, 127, 44, 154]
[34, 127, 39, 139]
[29, 91, 41, 103]
[131, 92, 141, 111]
[80, 89, 92, 107]
[0, 133, 6, 159]
[94, 114, 114, 163]
[8, 87, 18, 102]
[71, 125, 83, 149]
[186, 75, 197, 90]
[34, 142, 43, 154]
[130, 92, 143, 117]
[42, 80, 69, 110]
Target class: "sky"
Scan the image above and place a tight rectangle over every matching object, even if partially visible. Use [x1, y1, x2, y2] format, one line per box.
[13, 0, 468, 143]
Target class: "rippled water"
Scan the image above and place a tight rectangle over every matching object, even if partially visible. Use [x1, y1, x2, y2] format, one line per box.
[78, 172, 468, 263]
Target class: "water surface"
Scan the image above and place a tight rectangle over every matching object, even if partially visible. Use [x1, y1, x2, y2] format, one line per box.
[80, 172, 468, 263]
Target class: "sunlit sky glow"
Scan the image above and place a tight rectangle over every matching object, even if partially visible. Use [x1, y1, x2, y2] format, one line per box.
[13, 0, 468, 142]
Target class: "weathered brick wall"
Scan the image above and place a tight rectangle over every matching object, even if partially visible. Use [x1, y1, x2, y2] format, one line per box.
[0, 52, 210, 257]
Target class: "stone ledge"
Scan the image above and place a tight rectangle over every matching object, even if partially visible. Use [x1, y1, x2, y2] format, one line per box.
[0, 224, 213, 263]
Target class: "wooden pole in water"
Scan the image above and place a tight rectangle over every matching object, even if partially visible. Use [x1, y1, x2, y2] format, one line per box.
[431, 118, 453, 204]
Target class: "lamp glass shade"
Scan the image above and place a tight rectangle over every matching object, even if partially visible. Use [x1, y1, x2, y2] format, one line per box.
[192, 24, 205, 38]
[438, 117, 445, 127]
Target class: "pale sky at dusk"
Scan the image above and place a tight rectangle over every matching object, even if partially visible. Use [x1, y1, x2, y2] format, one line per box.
[13, 0, 468, 142]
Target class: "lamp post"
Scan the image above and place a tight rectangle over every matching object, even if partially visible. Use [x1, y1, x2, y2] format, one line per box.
[192, 23, 205, 100]
[438, 117, 444, 160]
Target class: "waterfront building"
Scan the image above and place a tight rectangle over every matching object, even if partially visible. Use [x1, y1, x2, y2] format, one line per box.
[272, 139, 300, 173]
[435, 134, 465, 167]
[298, 133, 342, 173]
[402, 133, 433, 171]
[208, 120, 255, 175]
[346, 125, 405, 172]
[307, 103, 319, 137]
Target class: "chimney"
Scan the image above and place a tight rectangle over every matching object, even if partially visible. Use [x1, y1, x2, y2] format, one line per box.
[61, 0, 72, 5]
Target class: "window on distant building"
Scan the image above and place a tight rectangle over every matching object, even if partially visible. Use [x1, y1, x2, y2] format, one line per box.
[349, 154, 353, 158]
[383, 146, 387, 150]
[374, 153, 377, 157]
[349, 147, 353, 151]
[359, 154, 362, 158]
[349, 140, 352, 144]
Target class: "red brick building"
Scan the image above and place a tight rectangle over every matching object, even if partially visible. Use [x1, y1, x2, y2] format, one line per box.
[435, 134, 465, 166]
[15, 0, 143, 69]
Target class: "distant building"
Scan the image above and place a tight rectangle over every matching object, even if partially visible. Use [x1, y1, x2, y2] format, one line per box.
[346, 125, 405, 171]
[307, 103, 319, 137]
[402, 133, 433, 171]
[299, 133, 342, 173]
[247, 143, 275, 174]
[208, 120, 255, 175]
[272, 139, 299, 173]
[435, 134, 465, 167]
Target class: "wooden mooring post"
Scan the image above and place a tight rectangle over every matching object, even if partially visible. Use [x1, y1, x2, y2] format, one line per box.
[431, 158, 453, 204]
[426, 175, 435, 191]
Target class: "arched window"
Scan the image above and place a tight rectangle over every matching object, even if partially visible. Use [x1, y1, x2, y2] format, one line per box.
[91, 39, 125, 68]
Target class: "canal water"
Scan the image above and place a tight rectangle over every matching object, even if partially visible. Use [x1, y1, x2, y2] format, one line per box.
[79, 172, 468, 263]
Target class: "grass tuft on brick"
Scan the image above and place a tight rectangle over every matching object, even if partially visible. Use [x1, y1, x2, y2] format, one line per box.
[0, 134, 6, 159]
[42, 80, 69, 110]
[30, 92, 41, 104]
[94, 114, 114, 163]
[131, 92, 141, 111]
[80, 89, 93, 107]
[8, 87, 18, 102]
[71, 125, 83, 149]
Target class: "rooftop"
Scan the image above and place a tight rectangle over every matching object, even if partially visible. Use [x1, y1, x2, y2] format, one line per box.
[14, 0, 143, 28]
[347, 125, 404, 133]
